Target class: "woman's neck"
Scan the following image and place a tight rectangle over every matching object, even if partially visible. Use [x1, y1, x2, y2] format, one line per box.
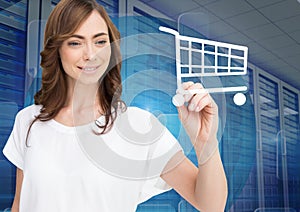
[66, 78, 100, 109]
[54, 79, 103, 127]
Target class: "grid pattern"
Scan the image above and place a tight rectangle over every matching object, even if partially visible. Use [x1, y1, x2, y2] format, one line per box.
[178, 35, 248, 78]
[223, 69, 257, 212]
[138, 0, 300, 92]
[159, 26, 248, 95]
[258, 74, 283, 208]
[282, 87, 300, 210]
[0, 0, 28, 209]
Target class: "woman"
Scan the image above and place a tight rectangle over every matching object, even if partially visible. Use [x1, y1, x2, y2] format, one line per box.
[3, 0, 227, 211]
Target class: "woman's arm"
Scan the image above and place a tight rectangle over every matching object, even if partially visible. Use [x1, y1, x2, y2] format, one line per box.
[11, 168, 23, 212]
[161, 82, 228, 211]
[161, 149, 227, 211]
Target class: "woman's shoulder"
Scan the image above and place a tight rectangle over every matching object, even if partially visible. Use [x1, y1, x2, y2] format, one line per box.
[118, 106, 162, 133]
[123, 106, 153, 119]
[126, 106, 149, 113]
[16, 104, 42, 121]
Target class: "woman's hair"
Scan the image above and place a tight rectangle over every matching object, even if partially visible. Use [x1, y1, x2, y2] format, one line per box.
[26, 0, 124, 144]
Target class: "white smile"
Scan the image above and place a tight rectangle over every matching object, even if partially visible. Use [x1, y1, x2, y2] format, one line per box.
[83, 67, 97, 71]
[78, 66, 100, 73]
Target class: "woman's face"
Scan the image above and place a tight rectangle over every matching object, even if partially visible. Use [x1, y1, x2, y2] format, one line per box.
[59, 10, 111, 86]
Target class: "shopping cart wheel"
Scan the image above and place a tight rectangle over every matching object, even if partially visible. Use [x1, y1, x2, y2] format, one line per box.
[233, 92, 246, 106]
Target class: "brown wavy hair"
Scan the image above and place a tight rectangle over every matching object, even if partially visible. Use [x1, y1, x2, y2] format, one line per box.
[26, 0, 124, 144]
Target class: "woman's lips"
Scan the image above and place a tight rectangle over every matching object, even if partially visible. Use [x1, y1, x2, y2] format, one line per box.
[78, 65, 100, 74]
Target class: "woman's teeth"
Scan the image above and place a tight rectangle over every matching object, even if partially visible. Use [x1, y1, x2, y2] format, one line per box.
[82, 67, 97, 71]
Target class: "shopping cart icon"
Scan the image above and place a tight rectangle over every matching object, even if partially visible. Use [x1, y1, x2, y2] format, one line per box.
[159, 26, 248, 106]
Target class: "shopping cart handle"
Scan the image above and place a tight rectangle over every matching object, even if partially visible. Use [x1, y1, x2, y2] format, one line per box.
[181, 86, 248, 95]
[159, 26, 179, 36]
[172, 86, 248, 107]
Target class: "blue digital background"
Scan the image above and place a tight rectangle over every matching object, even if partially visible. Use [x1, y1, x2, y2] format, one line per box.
[0, 0, 299, 212]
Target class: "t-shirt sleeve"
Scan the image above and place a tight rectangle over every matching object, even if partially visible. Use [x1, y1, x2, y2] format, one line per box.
[131, 108, 183, 204]
[3, 111, 27, 170]
[137, 131, 182, 204]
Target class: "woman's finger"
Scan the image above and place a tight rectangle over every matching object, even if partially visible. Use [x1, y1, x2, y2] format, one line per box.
[197, 94, 213, 113]
[184, 83, 205, 106]
[188, 92, 210, 112]
[178, 81, 194, 102]
[181, 81, 194, 90]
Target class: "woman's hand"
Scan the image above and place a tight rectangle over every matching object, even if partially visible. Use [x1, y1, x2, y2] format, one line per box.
[161, 82, 227, 211]
[176, 81, 219, 164]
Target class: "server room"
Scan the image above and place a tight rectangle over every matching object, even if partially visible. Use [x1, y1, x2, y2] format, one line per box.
[0, 0, 300, 211]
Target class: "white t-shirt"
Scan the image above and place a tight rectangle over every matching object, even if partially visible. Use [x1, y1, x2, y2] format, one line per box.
[3, 104, 182, 212]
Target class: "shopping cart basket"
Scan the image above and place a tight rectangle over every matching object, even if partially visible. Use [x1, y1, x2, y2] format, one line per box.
[159, 26, 248, 106]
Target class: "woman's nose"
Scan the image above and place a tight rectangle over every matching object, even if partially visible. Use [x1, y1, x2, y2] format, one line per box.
[83, 44, 96, 61]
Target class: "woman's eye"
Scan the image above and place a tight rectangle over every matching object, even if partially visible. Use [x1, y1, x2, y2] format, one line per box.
[96, 40, 107, 45]
[68, 41, 81, 46]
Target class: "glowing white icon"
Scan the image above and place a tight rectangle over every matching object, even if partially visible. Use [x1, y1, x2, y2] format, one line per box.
[233, 92, 247, 106]
[159, 26, 248, 106]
